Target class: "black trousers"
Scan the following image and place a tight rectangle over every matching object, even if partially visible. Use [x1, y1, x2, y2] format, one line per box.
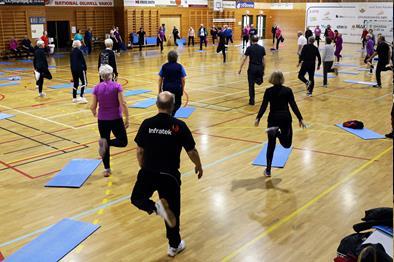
[173, 34, 179, 46]
[212, 35, 217, 45]
[316, 36, 320, 47]
[131, 169, 181, 248]
[242, 36, 249, 48]
[36, 69, 52, 93]
[276, 37, 280, 50]
[272, 33, 275, 44]
[86, 42, 92, 54]
[216, 44, 226, 63]
[376, 62, 391, 86]
[71, 70, 87, 98]
[138, 41, 144, 51]
[266, 117, 293, 172]
[188, 36, 194, 46]
[298, 62, 315, 93]
[247, 65, 263, 103]
[157, 39, 163, 52]
[323, 61, 335, 85]
[173, 95, 182, 117]
[199, 36, 207, 50]
[98, 118, 128, 169]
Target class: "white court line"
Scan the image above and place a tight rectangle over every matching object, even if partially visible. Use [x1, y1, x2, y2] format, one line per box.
[47, 109, 90, 119]
[0, 104, 76, 129]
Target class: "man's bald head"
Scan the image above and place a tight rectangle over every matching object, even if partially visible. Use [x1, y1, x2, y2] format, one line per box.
[156, 91, 175, 114]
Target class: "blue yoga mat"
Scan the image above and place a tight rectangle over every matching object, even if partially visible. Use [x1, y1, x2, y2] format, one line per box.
[5, 218, 100, 262]
[49, 83, 73, 89]
[0, 113, 14, 120]
[373, 226, 393, 236]
[252, 143, 292, 168]
[0, 76, 21, 81]
[0, 82, 19, 87]
[175, 107, 195, 118]
[48, 66, 56, 69]
[129, 98, 156, 108]
[338, 71, 359, 75]
[45, 159, 101, 188]
[334, 63, 359, 67]
[315, 73, 335, 78]
[196, 50, 206, 53]
[343, 80, 377, 86]
[0, 62, 13, 65]
[124, 89, 151, 97]
[335, 124, 384, 140]
[17, 59, 32, 63]
[0, 72, 4, 75]
[6, 68, 30, 71]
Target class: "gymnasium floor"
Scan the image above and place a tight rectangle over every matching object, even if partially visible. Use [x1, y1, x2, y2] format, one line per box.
[0, 40, 392, 261]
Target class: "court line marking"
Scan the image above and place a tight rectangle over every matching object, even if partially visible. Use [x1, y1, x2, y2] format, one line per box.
[0, 143, 261, 248]
[221, 145, 393, 262]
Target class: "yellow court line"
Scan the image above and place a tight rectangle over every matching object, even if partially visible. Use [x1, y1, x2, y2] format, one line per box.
[222, 145, 393, 262]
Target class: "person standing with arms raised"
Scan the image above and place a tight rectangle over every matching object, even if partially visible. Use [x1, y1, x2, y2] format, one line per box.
[239, 35, 266, 105]
[297, 36, 321, 97]
[130, 91, 203, 257]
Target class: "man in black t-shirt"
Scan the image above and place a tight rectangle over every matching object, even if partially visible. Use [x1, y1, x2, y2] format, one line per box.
[137, 28, 146, 52]
[249, 24, 257, 37]
[367, 36, 393, 88]
[239, 35, 266, 105]
[131, 91, 203, 257]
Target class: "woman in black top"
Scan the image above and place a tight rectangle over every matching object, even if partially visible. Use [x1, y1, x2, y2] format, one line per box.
[255, 71, 307, 177]
[34, 40, 52, 97]
[216, 27, 226, 63]
[172, 26, 180, 46]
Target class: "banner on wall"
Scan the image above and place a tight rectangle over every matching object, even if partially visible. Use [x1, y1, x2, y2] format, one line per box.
[45, 0, 113, 6]
[124, 0, 207, 7]
[213, 0, 222, 11]
[235, 1, 253, 9]
[306, 3, 393, 43]
[0, 0, 44, 5]
[222, 1, 235, 9]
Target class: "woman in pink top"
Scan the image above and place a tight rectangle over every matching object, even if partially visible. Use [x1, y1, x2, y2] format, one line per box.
[90, 64, 129, 177]
[9, 37, 21, 57]
[275, 26, 283, 50]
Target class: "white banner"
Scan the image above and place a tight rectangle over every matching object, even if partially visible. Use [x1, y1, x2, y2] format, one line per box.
[222, 0, 234, 9]
[306, 3, 393, 43]
[46, 0, 113, 5]
[213, 18, 235, 23]
[213, 0, 222, 11]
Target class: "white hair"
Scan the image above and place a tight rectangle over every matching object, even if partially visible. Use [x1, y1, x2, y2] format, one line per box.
[104, 38, 113, 48]
[72, 40, 81, 48]
[99, 64, 113, 81]
[36, 40, 45, 47]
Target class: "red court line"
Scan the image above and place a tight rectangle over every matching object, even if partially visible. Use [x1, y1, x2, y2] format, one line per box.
[0, 159, 34, 179]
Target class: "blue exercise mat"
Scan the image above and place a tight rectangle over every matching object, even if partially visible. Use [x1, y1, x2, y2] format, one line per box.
[17, 59, 32, 63]
[45, 159, 101, 188]
[373, 226, 393, 237]
[0, 62, 13, 65]
[48, 66, 56, 69]
[334, 63, 359, 67]
[0, 72, 4, 75]
[6, 68, 30, 71]
[0, 76, 21, 81]
[129, 98, 156, 108]
[338, 71, 359, 75]
[196, 50, 206, 53]
[335, 124, 384, 140]
[5, 218, 100, 262]
[252, 143, 292, 168]
[315, 73, 335, 78]
[0, 82, 19, 87]
[175, 107, 195, 118]
[343, 80, 377, 86]
[49, 83, 74, 89]
[124, 89, 151, 97]
[0, 113, 14, 120]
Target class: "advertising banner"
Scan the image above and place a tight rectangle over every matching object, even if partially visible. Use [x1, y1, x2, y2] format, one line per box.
[46, 0, 113, 6]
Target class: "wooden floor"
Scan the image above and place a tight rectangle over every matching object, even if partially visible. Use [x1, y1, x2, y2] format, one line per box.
[0, 40, 392, 261]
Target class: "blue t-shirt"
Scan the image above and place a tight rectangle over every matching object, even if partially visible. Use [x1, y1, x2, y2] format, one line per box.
[159, 62, 186, 96]
[74, 33, 84, 42]
[159, 65, 186, 78]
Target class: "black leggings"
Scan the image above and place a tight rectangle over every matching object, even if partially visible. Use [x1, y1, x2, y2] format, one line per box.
[323, 61, 335, 85]
[71, 70, 87, 98]
[266, 119, 293, 172]
[188, 36, 194, 46]
[131, 169, 181, 248]
[217, 44, 226, 63]
[157, 39, 163, 52]
[98, 118, 128, 169]
[243, 36, 249, 48]
[247, 65, 264, 103]
[36, 69, 52, 94]
[298, 62, 315, 93]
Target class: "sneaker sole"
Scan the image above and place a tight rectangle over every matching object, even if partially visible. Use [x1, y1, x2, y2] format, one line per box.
[160, 199, 176, 228]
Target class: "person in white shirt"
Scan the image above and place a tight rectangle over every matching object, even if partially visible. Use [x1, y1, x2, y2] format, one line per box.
[188, 27, 195, 46]
[297, 31, 307, 57]
[321, 37, 337, 87]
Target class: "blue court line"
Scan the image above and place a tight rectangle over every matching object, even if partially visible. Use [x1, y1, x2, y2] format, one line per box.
[0, 143, 261, 248]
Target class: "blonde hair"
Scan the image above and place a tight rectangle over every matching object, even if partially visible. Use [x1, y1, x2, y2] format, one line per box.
[99, 64, 113, 81]
[104, 38, 113, 48]
[72, 40, 81, 48]
[269, 71, 285, 86]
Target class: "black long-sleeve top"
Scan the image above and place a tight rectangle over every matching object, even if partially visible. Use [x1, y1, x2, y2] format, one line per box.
[33, 48, 48, 71]
[299, 43, 321, 67]
[70, 48, 87, 72]
[256, 85, 303, 122]
[98, 48, 118, 75]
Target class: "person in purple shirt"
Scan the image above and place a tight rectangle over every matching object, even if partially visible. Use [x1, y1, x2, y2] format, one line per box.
[314, 26, 321, 47]
[364, 34, 375, 73]
[334, 33, 343, 62]
[157, 26, 165, 53]
[90, 64, 129, 177]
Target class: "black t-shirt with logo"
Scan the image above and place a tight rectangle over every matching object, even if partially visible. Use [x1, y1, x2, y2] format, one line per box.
[245, 44, 266, 66]
[135, 113, 196, 173]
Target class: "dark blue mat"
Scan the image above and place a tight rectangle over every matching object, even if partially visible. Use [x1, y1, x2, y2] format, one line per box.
[335, 124, 384, 140]
[45, 159, 101, 188]
[175, 107, 195, 118]
[129, 98, 156, 108]
[252, 143, 292, 168]
[5, 218, 100, 262]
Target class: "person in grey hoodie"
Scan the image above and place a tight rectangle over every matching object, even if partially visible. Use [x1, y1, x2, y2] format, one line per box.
[321, 37, 337, 87]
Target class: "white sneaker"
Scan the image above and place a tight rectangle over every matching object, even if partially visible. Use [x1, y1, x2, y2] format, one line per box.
[168, 240, 186, 257]
[155, 199, 176, 228]
[78, 97, 88, 104]
[72, 98, 78, 103]
[39, 92, 46, 97]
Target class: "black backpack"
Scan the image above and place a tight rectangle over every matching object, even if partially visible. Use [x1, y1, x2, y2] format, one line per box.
[343, 120, 364, 129]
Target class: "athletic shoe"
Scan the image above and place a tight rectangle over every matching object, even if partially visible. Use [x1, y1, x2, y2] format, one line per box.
[78, 97, 88, 104]
[72, 98, 78, 103]
[39, 92, 46, 97]
[306, 92, 312, 97]
[385, 132, 393, 139]
[372, 85, 382, 88]
[264, 169, 271, 177]
[98, 138, 108, 158]
[168, 240, 186, 257]
[155, 199, 176, 228]
[103, 168, 112, 177]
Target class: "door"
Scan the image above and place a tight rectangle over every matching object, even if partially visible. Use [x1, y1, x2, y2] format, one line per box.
[242, 15, 253, 30]
[47, 21, 70, 49]
[256, 15, 266, 39]
[160, 16, 181, 45]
